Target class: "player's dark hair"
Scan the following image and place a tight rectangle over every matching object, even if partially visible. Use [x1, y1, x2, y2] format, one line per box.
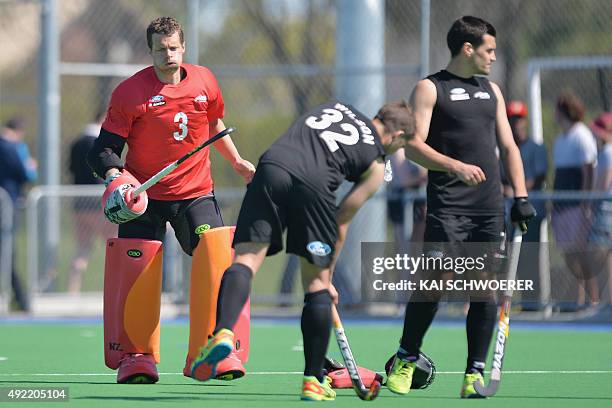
[556, 91, 585, 123]
[447, 16, 496, 57]
[375, 100, 415, 138]
[147, 17, 184, 50]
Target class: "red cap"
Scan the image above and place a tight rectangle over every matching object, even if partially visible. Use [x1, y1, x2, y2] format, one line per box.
[507, 101, 527, 118]
[590, 112, 612, 141]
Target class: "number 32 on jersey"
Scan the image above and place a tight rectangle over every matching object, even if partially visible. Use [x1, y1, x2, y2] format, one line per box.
[305, 105, 375, 152]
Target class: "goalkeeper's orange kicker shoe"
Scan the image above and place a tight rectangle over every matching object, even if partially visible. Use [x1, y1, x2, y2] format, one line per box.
[214, 352, 246, 380]
[183, 351, 246, 381]
[116, 353, 159, 384]
[301, 376, 336, 401]
[190, 329, 234, 382]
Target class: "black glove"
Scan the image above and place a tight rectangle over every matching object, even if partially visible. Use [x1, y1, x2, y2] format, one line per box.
[510, 197, 536, 233]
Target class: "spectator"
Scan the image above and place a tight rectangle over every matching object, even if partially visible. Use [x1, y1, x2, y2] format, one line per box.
[504, 101, 548, 309]
[386, 150, 427, 252]
[588, 112, 612, 307]
[552, 92, 599, 308]
[0, 116, 37, 311]
[67, 112, 116, 293]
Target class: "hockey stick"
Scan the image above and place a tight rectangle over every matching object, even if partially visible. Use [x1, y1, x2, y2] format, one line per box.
[331, 305, 381, 401]
[473, 227, 523, 397]
[108, 127, 235, 213]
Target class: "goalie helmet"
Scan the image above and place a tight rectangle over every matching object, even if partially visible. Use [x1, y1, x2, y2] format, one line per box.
[384, 352, 436, 389]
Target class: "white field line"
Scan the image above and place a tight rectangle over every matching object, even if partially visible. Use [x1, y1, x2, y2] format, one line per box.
[0, 370, 610, 377]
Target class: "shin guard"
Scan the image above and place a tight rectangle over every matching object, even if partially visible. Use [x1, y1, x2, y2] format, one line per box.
[104, 238, 163, 369]
[186, 226, 250, 374]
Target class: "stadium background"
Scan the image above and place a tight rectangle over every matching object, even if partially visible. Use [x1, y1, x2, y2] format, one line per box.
[0, 1, 611, 407]
[0, 0, 611, 317]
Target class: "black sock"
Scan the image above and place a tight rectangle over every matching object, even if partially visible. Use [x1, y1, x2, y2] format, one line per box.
[213, 263, 253, 334]
[396, 346, 418, 362]
[466, 301, 497, 375]
[301, 290, 332, 383]
[400, 300, 439, 356]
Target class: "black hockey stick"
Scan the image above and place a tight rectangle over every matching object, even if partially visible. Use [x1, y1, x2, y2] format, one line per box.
[108, 127, 235, 213]
[473, 227, 523, 397]
[332, 305, 381, 401]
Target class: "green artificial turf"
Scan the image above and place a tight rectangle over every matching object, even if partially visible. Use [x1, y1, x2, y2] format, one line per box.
[0, 322, 611, 407]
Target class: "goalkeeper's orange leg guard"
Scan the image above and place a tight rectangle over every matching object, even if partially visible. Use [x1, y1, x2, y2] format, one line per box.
[183, 226, 250, 381]
[103, 238, 163, 383]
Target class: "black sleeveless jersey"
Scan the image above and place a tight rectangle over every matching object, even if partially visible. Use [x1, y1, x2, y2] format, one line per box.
[259, 101, 385, 200]
[426, 70, 504, 215]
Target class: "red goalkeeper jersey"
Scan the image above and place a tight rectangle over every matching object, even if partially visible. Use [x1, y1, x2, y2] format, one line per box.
[102, 64, 225, 200]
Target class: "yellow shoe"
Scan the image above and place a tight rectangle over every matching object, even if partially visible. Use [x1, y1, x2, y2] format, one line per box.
[386, 357, 416, 395]
[460, 372, 486, 398]
[301, 376, 336, 401]
[190, 329, 234, 382]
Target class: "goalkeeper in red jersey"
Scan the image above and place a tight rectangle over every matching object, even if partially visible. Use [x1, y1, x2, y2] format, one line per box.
[87, 16, 255, 384]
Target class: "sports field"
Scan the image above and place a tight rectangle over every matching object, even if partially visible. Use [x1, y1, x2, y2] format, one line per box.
[0, 319, 610, 407]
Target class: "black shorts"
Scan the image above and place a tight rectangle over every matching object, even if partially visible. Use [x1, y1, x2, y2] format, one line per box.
[414, 212, 506, 301]
[233, 163, 337, 268]
[423, 212, 506, 263]
[118, 194, 223, 255]
[424, 212, 504, 243]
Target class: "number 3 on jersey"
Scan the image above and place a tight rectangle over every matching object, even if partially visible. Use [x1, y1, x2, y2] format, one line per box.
[174, 112, 188, 141]
[305, 108, 359, 153]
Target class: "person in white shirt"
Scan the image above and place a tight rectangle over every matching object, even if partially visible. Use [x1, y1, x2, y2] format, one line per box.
[552, 92, 599, 308]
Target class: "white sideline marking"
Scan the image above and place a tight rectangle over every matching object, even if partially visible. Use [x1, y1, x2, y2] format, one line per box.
[291, 339, 304, 352]
[0, 370, 610, 377]
[0, 357, 7, 361]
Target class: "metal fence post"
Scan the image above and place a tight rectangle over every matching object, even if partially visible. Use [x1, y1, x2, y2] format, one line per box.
[39, 0, 61, 288]
[420, 0, 430, 79]
[334, 0, 386, 304]
[186, 0, 200, 64]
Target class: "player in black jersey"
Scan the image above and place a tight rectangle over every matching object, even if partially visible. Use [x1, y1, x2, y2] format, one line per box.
[189, 100, 415, 400]
[385, 16, 536, 398]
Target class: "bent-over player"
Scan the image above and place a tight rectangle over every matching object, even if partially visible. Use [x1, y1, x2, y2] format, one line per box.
[189, 100, 415, 401]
